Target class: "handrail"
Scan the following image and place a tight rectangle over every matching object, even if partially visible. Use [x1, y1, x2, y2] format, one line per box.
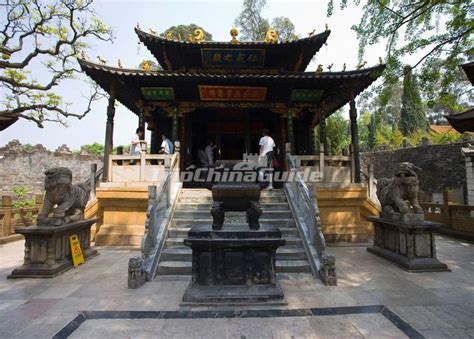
[285, 152, 337, 285]
[140, 151, 181, 280]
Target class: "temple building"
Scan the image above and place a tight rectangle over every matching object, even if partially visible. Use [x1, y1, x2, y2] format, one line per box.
[79, 26, 384, 183]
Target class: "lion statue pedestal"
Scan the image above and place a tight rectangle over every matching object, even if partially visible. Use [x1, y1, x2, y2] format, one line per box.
[366, 163, 449, 273]
[9, 167, 98, 278]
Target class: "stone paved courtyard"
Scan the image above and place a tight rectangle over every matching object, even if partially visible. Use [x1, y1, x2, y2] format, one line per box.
[1, 236, 473, 338]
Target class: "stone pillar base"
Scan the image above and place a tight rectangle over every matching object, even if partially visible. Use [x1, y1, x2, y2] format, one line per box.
[182, 224, 286, 304]
[9, 220, 98, 278]
[366, 216, 449, 273]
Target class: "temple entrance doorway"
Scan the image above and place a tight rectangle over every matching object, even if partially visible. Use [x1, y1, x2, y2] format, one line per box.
[187, 108, 279, 166]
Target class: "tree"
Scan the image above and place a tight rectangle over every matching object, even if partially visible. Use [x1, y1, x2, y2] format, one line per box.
[314, 111, 351, 155]
[233, 0, 298, 42]
[328, 0, 473, 83]
[234, 0, 269, 41]
[1, 0, 113, 128]
[80, 142, 103, 155]
[400, 66, 429, 136]
[160, 24, 213, 42]
[367, 113, 376, 149]
[271, 17, 298, 42]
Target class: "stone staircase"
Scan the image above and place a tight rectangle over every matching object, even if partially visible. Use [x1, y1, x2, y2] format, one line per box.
[157, 189, 311, 275]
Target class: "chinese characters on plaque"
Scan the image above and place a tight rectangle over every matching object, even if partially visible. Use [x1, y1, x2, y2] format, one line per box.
[199, 86, 267, 101]
[202, 49, 265, 68]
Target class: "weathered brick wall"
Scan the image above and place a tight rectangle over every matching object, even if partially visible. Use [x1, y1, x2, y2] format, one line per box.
[360, 142, 469, 204]
[0, 140, 102, 198]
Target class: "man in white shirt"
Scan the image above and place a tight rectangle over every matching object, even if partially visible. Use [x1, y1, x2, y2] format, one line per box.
[160, 134, 174, 154]
[130, 127, 145, 155]
[259, 129, 275, 167]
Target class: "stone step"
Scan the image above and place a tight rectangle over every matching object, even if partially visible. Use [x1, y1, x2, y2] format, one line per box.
[179, 195, 287, 204]
[167, 226, 299, 238]
[157, 261, 191, 275]
[165, 235, 302, 249]
[179, 189, 285, 198]
[157, 259, 310, 275]
[175, 202, 290, 211]
[173, 210, 293, 219]
[161, 246, 307, 262]
[171, 218, 296, 228]
[276, 260, 311, 273]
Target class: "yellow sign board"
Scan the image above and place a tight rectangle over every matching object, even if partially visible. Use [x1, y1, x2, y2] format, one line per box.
[69, 235, 85, 268]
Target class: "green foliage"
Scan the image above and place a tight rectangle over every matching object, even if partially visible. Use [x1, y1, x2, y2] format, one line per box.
[234, 0, 297, 42]
[1, 0, 113, 128]
[429, 130, 463, 145]
[234, 0, 269, 41]
[11, 185, 34, 209]
[400, 66, 429, 136]
[160, 24, 213, 41]
[328, 0, 473, 115]
[314, 110, 351, 155]
[22, 144, 34, 152]
[80, 143, 104, 155]
[368, 114, 376, 149]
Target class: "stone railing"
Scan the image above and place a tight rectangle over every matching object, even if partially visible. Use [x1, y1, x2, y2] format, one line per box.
[422, 201, 474, 239]
[140, 150, 182, 280]
[108, 153, 173, 182]
[0, 195, 42, 241]
[292, 145, 354, 183]
[285, 152, 337, 285]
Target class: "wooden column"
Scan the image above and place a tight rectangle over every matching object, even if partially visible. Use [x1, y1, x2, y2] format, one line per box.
[286, 108, 294, 154]
[350, 100, 361, 183]
[102, 93, 115, 182]
[172, 106, 179, 141]
[138, 110, 145, 130]
[319, 112, 328, 156]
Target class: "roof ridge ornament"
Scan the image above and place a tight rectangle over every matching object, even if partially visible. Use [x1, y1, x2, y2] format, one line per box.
[356, 61, 367, 70]
[342, 63, 346, 72]
[149, 28, 157, 35]
[118, 59, 123, 68]
[308, 29, 316, 37]
[316, 64, 323, 74]
[264, 29, 278, 44]
[230, 28, 239, 44]
[97, 56, 107, 65]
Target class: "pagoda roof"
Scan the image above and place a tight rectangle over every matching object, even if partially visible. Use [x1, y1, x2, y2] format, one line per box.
[79, 58, 384, 125]
[446, 108, 474, 133]
[461, 62, 474, 85]
[135, 28, 330, 72]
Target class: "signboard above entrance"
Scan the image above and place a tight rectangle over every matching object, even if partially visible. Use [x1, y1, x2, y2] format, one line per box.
[141, 87, 175, 100]
[199, 85, 267, 102]
[201, 48, 265, 68]
[291, 89, 324, 103]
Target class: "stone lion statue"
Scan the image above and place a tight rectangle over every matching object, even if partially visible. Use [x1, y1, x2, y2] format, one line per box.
[37, 167, 90, 226]
[376, 162, 424, 221]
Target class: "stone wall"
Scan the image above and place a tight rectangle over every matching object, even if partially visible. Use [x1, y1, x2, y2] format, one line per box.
[0, 140, 102, 198]
[360, 142, 469, 204]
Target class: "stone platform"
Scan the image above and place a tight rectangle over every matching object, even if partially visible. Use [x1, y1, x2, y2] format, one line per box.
[8, 219, 98, 278]
[182, 224, 285, 304]
[1, 236, 474, 338]
[367, 216, 449, 272]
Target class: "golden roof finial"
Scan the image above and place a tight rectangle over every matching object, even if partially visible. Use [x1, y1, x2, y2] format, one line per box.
[230, 27, 239, 44]
[316, 64, 323, 73]
[166, 31, 173, 40]
[118, 59, 123, 68]
[96, 56, 107, 65]
[187, 34, 194, 42]
[177, 33, 182, 41]
[142, 60, 150, 72]
[342, 63, 346, 72]
[264, 29, 278, 43]
[194, 28, 204, 43]
[308, 29, 316, 37]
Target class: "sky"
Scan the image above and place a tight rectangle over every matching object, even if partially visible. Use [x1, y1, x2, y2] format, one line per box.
[0, 0, 386, 150]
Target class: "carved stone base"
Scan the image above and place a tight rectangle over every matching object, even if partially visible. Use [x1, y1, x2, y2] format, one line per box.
[366, 216, 449, 273]
[9, 220, 98, 278]
[182, 224, 286, 304]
